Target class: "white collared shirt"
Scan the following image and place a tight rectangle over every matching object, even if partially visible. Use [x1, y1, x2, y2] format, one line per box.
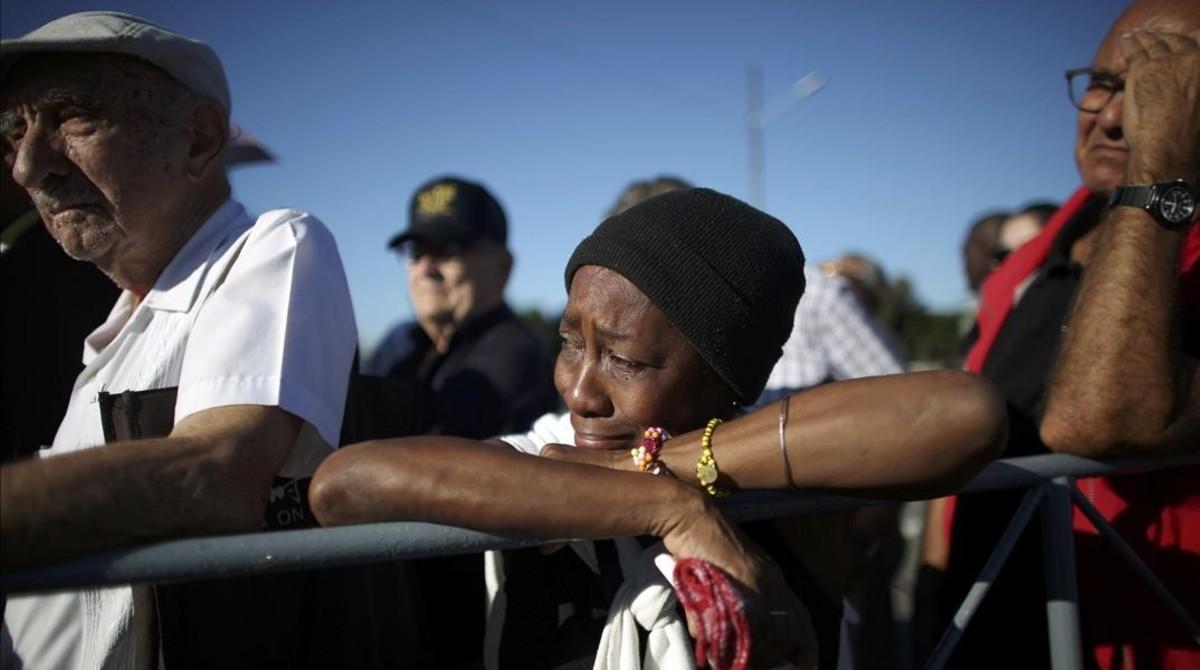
[3, 200, 357, 670]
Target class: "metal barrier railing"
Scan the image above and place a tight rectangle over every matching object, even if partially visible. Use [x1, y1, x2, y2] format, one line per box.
[3, 452, 1198, 669]
[921, 455, 1200, 670]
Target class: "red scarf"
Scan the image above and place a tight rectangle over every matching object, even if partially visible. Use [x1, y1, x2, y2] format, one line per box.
[964, 186, 1200, 668]
[674, 558, 752, 670]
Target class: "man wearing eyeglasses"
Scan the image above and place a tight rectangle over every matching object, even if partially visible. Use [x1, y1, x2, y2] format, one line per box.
[366, 176, 555, 667]
[942, 1, 1200, 667]
[368, 175, 556, 438]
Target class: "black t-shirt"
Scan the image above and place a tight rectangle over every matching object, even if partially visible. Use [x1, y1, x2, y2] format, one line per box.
[943, 203, 1096, 668]
[979, 205, 1094, 457]
[384, 303, 558, 439]
[499, 521, 844, 670]
[381, 304, 558, 668]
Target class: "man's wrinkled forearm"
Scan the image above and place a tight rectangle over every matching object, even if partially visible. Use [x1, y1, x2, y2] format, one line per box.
[1, 406, 299, 571]
[1041, 207, 1191, 455]
[0, 438, 248, 570]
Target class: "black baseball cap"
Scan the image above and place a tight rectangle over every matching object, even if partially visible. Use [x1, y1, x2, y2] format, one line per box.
[388, 176, 507, 249]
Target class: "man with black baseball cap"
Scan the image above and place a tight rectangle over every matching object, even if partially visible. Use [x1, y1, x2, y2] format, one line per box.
[368, 176, 555, 666]
[369, 175, 554, 441]
[388, 175, 507, 252]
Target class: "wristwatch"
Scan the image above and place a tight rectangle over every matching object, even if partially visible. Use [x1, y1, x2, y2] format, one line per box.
[1107, 180, 1198, 230]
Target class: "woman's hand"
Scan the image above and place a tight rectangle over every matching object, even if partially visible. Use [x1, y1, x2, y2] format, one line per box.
[541, 443, 818, 666]
[661, 495, 818, 669]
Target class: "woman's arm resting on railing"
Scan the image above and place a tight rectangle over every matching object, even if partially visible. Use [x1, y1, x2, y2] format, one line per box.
[311, 438, 702, 540]
[309, 439, 816, 667]
[310, 438, 775, 588]
[544, 370, 1008, 498]
[312, 438, 798, 597]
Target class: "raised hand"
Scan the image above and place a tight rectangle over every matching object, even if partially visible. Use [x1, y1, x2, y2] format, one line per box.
[1119, 29, 1200, 185]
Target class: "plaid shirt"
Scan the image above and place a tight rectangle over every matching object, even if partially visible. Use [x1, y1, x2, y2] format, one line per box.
[756, 268, 905, 406]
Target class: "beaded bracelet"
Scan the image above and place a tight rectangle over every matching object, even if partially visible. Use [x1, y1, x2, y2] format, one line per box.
[631, 426, 669, 475]
[696, 417, 727, 497]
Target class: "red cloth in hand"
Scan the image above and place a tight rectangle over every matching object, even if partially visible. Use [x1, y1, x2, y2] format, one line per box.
[673, 558, 751, 670]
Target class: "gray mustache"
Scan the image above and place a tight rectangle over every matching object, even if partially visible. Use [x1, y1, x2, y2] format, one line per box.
[31, 177, 102, 212]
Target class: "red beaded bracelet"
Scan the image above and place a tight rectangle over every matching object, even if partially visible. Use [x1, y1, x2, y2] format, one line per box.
[631, 426, 669, 475]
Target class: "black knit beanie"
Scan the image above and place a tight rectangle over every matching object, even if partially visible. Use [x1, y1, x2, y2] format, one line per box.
[565, 188, 805, 403]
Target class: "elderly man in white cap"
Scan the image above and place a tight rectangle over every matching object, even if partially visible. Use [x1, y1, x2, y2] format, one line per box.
[0, 12, 356, 668]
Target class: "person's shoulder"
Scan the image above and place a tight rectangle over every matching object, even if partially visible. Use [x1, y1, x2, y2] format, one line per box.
[475, 307, 548, 354]
[377, 319, 421, 342]
[219, 206, 351, 306]
[364, 320, 424, 375]
[245, 208, 340, 253]
[255, 208, 327, 228]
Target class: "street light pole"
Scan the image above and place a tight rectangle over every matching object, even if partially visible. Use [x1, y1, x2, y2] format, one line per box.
[745, 66, 827, 210]
[747, 64, 766, 209]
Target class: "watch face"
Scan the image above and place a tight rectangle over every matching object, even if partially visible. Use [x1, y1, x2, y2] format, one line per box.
[1159, 185, 1197, 225]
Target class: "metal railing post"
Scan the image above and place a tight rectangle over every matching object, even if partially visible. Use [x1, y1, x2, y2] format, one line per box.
[1040, 476, 1083, 670]
[925, 485, 1046, 670]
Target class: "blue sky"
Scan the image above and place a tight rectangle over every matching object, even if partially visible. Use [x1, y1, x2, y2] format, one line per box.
[2, 0, 1125, 350]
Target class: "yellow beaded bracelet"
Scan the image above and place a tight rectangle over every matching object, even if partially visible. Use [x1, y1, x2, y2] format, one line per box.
[696, 417, 727, 497]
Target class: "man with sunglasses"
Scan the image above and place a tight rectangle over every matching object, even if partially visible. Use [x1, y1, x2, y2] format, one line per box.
[366, 176, 555, 666]
[369, 176, 555, 439]
[942, 1, 1200, 667]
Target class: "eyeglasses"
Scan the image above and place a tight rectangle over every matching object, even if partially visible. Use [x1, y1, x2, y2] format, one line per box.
[1065, 67, 1125, 113]
[396, 240, 470, 263]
